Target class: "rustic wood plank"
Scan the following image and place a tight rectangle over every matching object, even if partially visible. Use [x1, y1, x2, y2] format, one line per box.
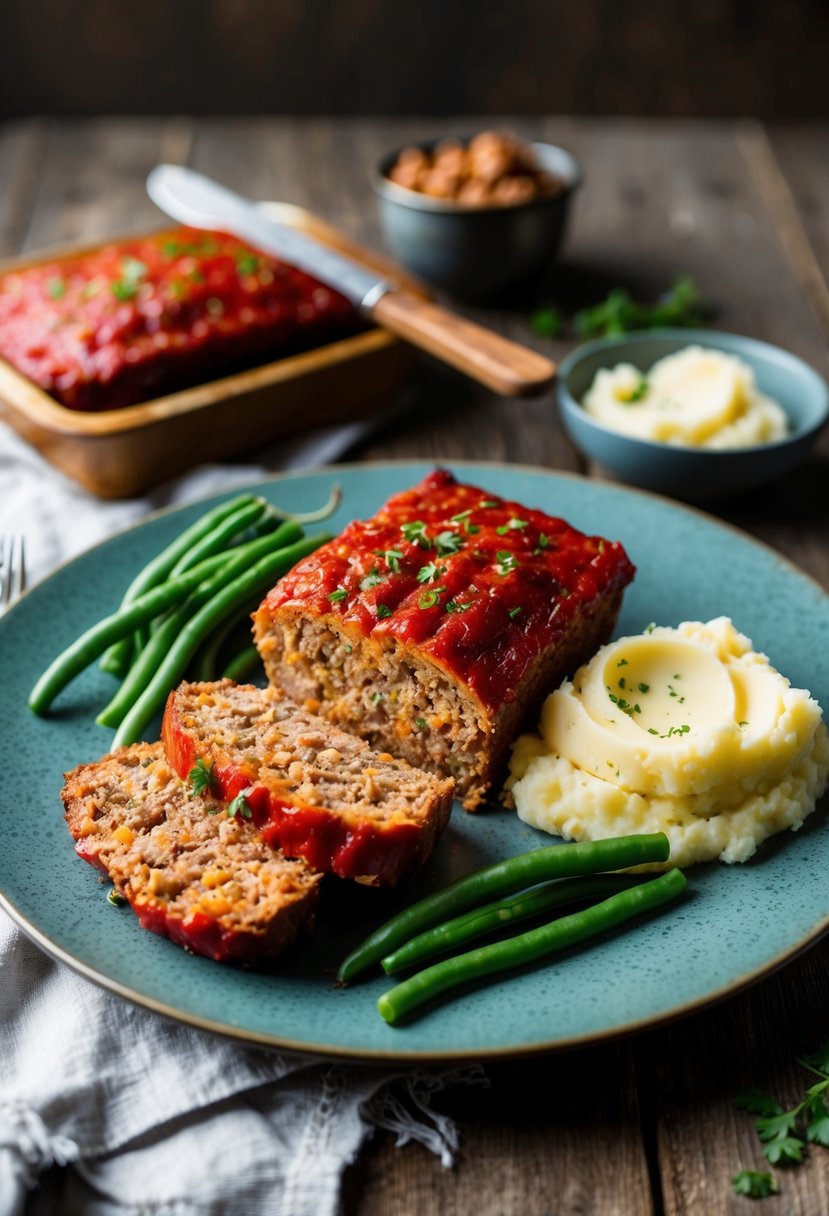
[21, 117, 194, 252]
[344, 1043, 654, 1216]
[638, 935, 829, 1214]
[0, 118, 46, 256]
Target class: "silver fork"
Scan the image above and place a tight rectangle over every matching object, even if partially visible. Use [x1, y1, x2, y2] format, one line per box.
[0, 535, 26, 614]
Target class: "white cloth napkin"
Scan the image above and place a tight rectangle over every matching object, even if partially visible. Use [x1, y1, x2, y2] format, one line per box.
[0, 417, 484, 1216]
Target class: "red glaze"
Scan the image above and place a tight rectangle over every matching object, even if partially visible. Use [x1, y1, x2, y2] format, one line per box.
[162, 692, 435, 887]
[0, 227, 357, 410]
[261, 469, 636, 713]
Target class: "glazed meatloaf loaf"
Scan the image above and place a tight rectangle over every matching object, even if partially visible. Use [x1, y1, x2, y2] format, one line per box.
[253, 469, 636, 809]
[0, 227, 357, 410]
[162, 680, 455, 887]
[62, 742, 320, 964]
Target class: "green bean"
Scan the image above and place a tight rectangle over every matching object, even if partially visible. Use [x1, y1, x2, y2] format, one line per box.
[111, 533, 331, 747]
[28, 552, 229, 715]
[381, 873, 640, 974]
[96, 521, 302, 728]
[337, 833, 670, 984]
[168, 499, 269, 577]
[221, 644, 262, 682]
[377, 868, 687, 1025]
[99, 492, 259, 676]
[195, 614, 247, 682]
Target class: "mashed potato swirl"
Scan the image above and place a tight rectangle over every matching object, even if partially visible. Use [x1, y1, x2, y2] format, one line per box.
[509, 619, 829, 867]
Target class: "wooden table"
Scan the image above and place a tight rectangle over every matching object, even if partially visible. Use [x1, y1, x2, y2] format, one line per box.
[4, 116, 829, 1215]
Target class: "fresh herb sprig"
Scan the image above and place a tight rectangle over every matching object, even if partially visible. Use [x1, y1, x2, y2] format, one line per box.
[530, 276, 713, 341]
[732, 1044, 829, 1198]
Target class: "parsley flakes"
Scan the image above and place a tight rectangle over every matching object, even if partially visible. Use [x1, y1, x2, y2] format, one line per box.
[188, 758, 218, 797]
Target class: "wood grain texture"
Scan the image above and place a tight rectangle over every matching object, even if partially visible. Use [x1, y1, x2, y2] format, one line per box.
[3, 116, 829, 1216]
[373, 290, 556, 397]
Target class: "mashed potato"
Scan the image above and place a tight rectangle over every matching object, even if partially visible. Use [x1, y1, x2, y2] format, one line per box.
[508, 618, 829, 866]
[582, 347, 789, 449]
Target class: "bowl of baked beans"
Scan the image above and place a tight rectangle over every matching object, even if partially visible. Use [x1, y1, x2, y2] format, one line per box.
[374, 131, 581, 301]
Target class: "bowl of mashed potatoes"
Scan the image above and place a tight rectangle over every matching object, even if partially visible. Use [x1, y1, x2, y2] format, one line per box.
[557, 329, 828, 499]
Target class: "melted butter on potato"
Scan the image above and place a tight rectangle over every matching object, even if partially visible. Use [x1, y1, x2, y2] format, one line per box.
[509, 618, 829, 866]
[582, 347, 789, 449]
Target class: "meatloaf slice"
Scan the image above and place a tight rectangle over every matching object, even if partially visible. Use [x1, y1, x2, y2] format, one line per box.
[62, 742, 320, 964]
[162, 680, 455, 887]
[253, 468, 636, 809]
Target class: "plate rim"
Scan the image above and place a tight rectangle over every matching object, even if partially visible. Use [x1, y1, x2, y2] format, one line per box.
[3, 457, 828, 1062]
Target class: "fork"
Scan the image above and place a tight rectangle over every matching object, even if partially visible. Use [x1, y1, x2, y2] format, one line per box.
[0, 535, 26, 613]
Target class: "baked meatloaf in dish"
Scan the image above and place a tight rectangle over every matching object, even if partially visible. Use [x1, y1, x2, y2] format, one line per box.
[253, 469, 636, 809]
[163, 680, 455, 887]
[62, 742, 320, 964]
[0, 227, 358, 410]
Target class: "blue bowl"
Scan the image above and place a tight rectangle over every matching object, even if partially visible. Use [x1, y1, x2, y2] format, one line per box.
[374, 139, 581, 302]
[557, 329, 829, 500]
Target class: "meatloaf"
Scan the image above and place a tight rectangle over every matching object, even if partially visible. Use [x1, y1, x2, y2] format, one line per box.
[253, 469, 636, 809]
[0, 227, 358, 410]
[162, 680, 455, 887]
[62, 742, 320, 964]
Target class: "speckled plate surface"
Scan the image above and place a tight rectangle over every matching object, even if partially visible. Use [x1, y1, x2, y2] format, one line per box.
[2, 461, 828, 1061]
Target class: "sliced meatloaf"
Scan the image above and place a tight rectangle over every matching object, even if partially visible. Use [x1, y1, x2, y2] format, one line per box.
[162, 680, 455, 887]
[253, 468, 636, 809]
[62, 742, 320, 964]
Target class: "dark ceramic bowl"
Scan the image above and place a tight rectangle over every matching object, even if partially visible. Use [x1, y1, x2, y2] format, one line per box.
[374, 139, 581, 302]
[557, 329, 829, 500]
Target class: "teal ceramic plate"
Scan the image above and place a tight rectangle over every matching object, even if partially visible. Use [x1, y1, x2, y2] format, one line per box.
[2, 461, 828, 1061]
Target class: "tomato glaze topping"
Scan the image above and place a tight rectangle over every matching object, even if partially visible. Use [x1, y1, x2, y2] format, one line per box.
[263, 469, 636, 711]
[0, 227, 357, 410]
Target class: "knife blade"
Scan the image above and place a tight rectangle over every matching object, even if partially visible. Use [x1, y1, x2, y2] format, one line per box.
[147, 164, 391, 311]
[146, 164, 555, 397]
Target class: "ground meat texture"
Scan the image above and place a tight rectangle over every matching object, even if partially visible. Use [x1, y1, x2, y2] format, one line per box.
[253, 469, 636, 808]
[62, 743, 320, 964]
[162, 680, 455, 887]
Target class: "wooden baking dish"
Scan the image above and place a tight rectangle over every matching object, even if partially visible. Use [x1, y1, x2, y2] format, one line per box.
[0, 205, 422, 499]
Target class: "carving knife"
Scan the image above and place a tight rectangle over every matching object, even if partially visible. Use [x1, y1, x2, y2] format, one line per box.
[146, 164, 555, 397]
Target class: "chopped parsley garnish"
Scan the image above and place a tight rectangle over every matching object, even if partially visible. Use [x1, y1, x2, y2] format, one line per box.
[661, 724, 690, 738]
[533, 533, 550, 554]
[417, 561, 446, 584]
[644, 622, 657, 634]
[376, 547, 403, 573]
[414, 717, 427, 730]
[227, 789, 254, 820]
[328, 587, 348, 603]
[112, 256, 149, 301]
[236, 252, 260, 275]
[344, 643, 352, 653]
[370, 691, 384, 703]
[107, 888, 127, 907]
[47, 276, 66, 299]
[360, 567, 383, 590]
[401, 519, 430, 548]
[188, 758, 218, 797]
[419, 587, 446, 609]
[496, 518, 528, 536]
[648, 728, 659, 736]
[617, 658, 629, 667]
[450, 509, 480, 535]
[445, 599, 473, 613]
[668, 684, 686, 704]
[434, 530, 464, 556]
[739, 720, 749, 727]
[495, 551, 518, 576]
[638, 682, 650, 693]
[607, 693, 641, 716]
[376, 604, 393, 618]
[618, 677, 626, 689]
[627, 376, 649, 403]
[508, 606, 522, 618]
[479, 500, 499, 508]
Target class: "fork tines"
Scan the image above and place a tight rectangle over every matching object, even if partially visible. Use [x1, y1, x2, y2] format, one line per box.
[1, 534, 26, 612]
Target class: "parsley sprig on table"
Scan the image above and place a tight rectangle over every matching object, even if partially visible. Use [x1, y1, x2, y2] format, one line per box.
[732, 1044, 829, 1198]
[530, 276, 713, 340]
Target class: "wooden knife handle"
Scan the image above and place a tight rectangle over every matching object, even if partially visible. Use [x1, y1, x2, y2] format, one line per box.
[372, 289, 556, 397]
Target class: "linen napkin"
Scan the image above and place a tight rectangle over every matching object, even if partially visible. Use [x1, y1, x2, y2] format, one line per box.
[0, 418, 484, 1216]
